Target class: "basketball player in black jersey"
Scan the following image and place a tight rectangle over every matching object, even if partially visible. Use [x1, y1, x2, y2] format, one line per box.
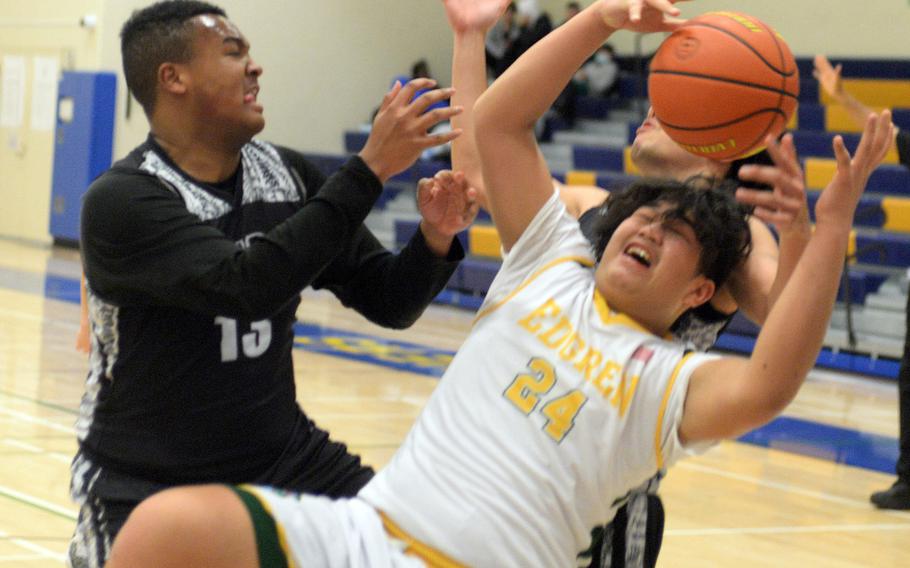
[68, 2, 476, 566]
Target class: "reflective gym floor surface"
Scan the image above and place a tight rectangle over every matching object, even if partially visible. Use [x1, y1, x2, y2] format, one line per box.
[0, 239, 907, 567]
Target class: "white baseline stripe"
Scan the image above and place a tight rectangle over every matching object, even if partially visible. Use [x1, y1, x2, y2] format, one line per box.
[667, 523, 910, 537]
[3, 439, 73, 464]
[0, 407, 73, 434]
[0, 554, 50, 562]
[677, 461, 910, 521]
[0, 485, 78, 520]
[0, 529, 66, 562]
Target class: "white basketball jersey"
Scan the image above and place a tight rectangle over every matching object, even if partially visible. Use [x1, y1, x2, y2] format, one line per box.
[360, 191, 717, 567]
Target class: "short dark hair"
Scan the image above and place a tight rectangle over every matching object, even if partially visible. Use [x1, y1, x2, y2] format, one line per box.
[591, 177, 752, 289]
[121, 0, 227, 115]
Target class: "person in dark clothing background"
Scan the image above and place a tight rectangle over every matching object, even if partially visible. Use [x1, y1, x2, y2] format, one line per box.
[68, 2, 476, 567]
[815, 54, 910, 511]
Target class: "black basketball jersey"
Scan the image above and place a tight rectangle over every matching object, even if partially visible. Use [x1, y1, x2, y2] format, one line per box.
[78, 136, 461, 484]
[898, 129, 910, 169]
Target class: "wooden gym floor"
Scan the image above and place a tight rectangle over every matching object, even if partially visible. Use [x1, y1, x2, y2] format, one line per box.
[0, 238, 907, 567]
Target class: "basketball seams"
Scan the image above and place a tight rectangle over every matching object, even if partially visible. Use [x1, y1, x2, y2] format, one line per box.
[649, 12, 799, 161]
[757, 18, 789, 159]
[666, 22, 797, 78]
[658, 108, 786, 132]
[650, 70, 799, 99]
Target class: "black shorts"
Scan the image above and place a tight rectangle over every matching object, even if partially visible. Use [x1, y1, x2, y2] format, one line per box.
[68, 416, 373, 568]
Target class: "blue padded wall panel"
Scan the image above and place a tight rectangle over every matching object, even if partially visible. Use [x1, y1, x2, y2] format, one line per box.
[49, 72, 116, 242]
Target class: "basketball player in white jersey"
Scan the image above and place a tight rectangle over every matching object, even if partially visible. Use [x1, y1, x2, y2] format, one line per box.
[105, 1, 894, 566]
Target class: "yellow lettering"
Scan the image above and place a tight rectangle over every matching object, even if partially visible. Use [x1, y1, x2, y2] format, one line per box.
[573, 347, 603, 382]
[538, 316, 575, 350]
[713, 11, 762, 32]
[518, 298, 562, 333]
[559, 332, 586, 362]
[593, 360, 622, 397]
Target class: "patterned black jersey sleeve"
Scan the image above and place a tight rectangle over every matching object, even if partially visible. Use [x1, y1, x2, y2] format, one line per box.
[897, 129, 910, 169]
[279, 148, 465, 329]
[82, 142, 382, 320]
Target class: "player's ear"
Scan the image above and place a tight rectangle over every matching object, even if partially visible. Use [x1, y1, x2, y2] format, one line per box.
[683, 276, 715, 310]
[158, 62, 188, 96]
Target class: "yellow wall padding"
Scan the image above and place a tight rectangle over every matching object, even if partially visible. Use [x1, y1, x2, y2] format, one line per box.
[623, 147, 640, 176]
[805, 158, 837, 189]
[820, 79, 910, 108]
[848, 229, 856, 262]
[565, 170, 597, 186]
[882, 197, 910, 233]
[825, 104, 887, 133]
[468, 224, 502, 259]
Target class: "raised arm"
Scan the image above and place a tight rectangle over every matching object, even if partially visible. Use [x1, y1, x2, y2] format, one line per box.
[726, 134, 811, 324]
[680, 111, 895, 443]
[474, 0, 682, 250]
[814, 54, 899, 149]
[444, 0, 510, 210]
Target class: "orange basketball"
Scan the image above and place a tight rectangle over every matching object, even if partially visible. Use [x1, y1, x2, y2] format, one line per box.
[648, 11, 799, 161]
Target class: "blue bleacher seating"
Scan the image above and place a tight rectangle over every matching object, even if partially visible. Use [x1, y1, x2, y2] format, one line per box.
[792, 130, 862, 159]
[797, 103, 825, 131]
[576, 96, 612, 120]
[867, 165, 910, 197]
[855, 232, 910, 268]
[573, 146, 624, 171]
[344, 131, 369, 153]
[806, 192, 884, 228]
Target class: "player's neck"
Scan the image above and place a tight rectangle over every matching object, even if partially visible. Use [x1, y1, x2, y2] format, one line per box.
[151, 130, 243, 184]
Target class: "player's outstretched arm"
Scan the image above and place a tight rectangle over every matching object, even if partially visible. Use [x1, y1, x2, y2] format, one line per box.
[474, 0, 682, 250]
[814, 55, 899, 150]
[444, 0, 510, 212]
[680, 111, 894, 443]
[728, 134, 811, 324]
[359, 78, 463, 183]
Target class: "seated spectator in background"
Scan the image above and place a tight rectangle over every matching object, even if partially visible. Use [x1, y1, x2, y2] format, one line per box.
[486, 2, 520, 77]
[575, 43, 619, 99]
[411, 58, 432, 80]
[562, 1, 582, 24]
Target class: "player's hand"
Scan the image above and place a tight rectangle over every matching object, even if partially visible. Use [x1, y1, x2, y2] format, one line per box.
[813, 55, 845, 102]
[815, 110, 893, 230]
[359, 79, 463, 183]
[443, 0, 511, 34]
[417, 170, 479, 255]
[735, 134, 810, 237]
[598, 0, 687, 33]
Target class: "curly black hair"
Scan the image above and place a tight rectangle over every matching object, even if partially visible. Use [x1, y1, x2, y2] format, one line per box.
[121, 1, 227, 115]
[590, 177, 752, 289]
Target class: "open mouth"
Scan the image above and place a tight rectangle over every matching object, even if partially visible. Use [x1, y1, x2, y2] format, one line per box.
[624, 245, 652, 267]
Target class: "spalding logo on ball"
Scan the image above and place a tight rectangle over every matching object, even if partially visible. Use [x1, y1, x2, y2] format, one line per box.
[648, 11, 799, 161]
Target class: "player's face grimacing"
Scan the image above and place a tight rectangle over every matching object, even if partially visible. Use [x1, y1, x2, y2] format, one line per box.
[185, 15, 265, 143]
[595, 201, 715, 333]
